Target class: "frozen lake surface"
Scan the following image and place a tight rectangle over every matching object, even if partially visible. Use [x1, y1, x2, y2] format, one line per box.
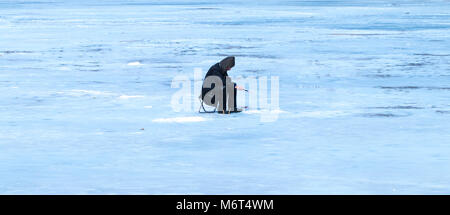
[1, 0, 450, 194]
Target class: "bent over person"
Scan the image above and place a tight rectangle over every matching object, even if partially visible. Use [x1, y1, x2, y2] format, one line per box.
[200, 56, 245, 114]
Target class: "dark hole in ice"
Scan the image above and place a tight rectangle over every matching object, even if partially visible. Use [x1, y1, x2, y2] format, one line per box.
[0, 50, 34, 54]
[396, 62, 428, 67]
[378, 86, 421, 90]
[215, 53, 277, 59]
[84, 48, 111, 53]
[414, 53, 450, 57]
[329, 33, 393, 36]
[407, 63, 426, 66]
[364, 74, 398, 78]
[77, 69, 101, 72]
[195, 7, 220, 10]
[73, 64, 100, 68]
[378, 86, 450, 91]
[369, 106, 424, 110]
[360, 113, 408, 118]
[214, 45, 256, 50]
[6, 58, 42, 62]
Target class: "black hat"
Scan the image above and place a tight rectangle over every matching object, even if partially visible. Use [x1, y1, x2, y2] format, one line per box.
[219, 56, 235, 71]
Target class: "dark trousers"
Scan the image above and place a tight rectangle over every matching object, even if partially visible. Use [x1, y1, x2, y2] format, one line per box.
[219, 83, 237, 113]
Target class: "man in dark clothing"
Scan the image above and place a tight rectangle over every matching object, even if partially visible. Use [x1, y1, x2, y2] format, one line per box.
[201, 56, 244, 114]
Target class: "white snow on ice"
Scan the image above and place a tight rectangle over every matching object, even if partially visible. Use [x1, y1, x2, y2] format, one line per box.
[127, 61, 144, 66]
[152, 116, 208, 123]
[118, 95, 145, 99]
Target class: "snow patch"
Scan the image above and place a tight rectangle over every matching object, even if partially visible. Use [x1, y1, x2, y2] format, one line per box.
[244, 109, 288, 114]
[127, 61, 143, 66]
[57, 90, 146, 100]
[152, 116, 207, 123]
[118, 95, 145, 99]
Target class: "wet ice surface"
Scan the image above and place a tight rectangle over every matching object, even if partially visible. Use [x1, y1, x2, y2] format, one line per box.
[1, 0, 450, 194]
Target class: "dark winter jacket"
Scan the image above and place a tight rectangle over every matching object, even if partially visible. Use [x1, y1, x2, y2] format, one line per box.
[201, 62, 228, 100]
[201, 62, 236, 111]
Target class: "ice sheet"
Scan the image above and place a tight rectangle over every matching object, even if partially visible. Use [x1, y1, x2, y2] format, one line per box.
[1, 0, 450, 194]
